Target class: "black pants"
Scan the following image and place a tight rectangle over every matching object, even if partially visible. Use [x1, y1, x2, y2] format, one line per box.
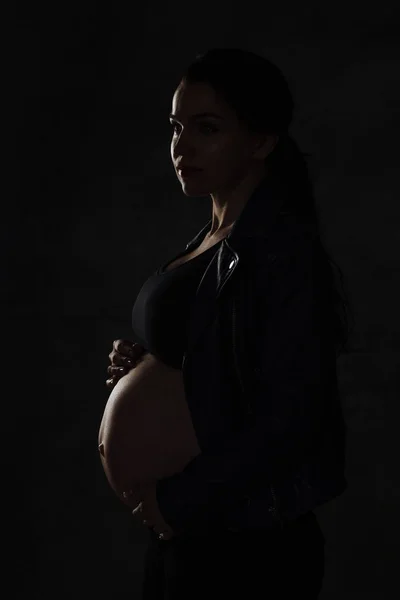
[141, 511, 325, 599]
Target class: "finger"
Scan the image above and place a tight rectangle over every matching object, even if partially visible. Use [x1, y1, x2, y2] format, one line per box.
[114, 339, 138, 358]
[106, 377, 116, 389]
[131, 502, 144, 518]
[107, 365, 129, 376]
[111, 354, 135, 368]
[119, 341, 147, 362]
[123, 487, 143, 506]
[109, 341, 127, 362]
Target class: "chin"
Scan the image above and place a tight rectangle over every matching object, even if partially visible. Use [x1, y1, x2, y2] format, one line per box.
[181, 189, 207, 197]
[180, 182, 210, 197]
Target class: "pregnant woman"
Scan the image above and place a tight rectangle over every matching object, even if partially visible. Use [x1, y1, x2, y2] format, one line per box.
[98, 48, 352, 600]
[98, 344, 201, 506]
[98, 227, 231, 521]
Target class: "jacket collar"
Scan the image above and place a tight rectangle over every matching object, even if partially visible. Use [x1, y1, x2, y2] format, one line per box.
[185, 169, 296, 253]
[183, 170, 300, 358]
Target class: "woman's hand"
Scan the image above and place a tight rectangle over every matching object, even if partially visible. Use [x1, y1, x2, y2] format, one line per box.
[106, 339, 147, 390]
[124, 482, 177, 541]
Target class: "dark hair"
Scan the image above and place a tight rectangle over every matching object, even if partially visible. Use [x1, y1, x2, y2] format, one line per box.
[181, 47, 355, 357]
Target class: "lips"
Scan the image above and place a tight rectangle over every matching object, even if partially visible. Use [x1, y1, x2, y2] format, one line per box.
[178, 167, 202, 177]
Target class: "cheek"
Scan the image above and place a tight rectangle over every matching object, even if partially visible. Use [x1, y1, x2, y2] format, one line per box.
[170, 133, 244, 175]
[203, 137, 242, 169]
[206, 134, 231, 155]
[210, 149, 248, 185]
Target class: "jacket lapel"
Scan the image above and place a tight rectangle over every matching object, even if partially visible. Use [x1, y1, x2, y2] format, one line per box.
[184, 171, 292, 356]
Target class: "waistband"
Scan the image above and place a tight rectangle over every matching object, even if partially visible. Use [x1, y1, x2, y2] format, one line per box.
[149, 510, 318, 542]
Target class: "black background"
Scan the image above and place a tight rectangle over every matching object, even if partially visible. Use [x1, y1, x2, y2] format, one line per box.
[10, 2, 398, 597]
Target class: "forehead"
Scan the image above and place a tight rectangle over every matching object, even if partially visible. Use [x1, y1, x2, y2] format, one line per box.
[171, 80, 237, 120]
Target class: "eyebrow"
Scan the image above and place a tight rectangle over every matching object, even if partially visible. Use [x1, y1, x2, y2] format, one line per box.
[169, 112, 223, 121]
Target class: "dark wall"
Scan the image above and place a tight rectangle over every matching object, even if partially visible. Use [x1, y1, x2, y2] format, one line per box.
[10, 2, 398, 598]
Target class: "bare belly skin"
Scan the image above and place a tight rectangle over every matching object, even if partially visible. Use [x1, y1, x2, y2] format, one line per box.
[98, 352, 201, 503]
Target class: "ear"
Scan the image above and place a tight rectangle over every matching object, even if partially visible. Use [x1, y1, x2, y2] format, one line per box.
[253, 134, 279, 160]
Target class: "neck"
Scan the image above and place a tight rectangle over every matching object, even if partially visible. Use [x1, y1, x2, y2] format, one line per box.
[208, 164, 269, 237]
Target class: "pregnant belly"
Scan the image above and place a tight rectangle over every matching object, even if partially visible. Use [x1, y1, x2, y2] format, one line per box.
[98, 353, 201, 502]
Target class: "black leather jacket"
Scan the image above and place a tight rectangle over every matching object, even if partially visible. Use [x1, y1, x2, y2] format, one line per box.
[155, 172, 348, 536]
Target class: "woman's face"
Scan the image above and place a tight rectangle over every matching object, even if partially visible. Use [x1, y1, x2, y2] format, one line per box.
[170, 80, 268, 196]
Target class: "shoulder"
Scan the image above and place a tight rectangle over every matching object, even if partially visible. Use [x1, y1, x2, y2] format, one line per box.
[237, 214, 319, 278]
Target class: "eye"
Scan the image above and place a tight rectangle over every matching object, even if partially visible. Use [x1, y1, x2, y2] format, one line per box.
[170, 122, 181, 135]
[199, 123, 218, 134]
[169, 122, 218, 135]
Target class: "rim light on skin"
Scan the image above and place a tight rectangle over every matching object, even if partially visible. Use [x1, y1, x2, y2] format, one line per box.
[169, 80, 278, 241]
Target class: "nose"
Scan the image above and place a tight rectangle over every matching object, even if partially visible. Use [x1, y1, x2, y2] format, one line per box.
[172, 129, 195, 159]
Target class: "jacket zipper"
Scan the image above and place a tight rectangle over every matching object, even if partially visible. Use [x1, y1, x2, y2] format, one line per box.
[232, 295, 252, 520]
[232, 294, 283, 527]
[232, 297, 253, 417]
[232, 297, 283, 527]
[183, 238, 283, 529]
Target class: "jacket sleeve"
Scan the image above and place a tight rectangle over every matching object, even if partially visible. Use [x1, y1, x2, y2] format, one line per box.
[156, 237, 330, 535]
